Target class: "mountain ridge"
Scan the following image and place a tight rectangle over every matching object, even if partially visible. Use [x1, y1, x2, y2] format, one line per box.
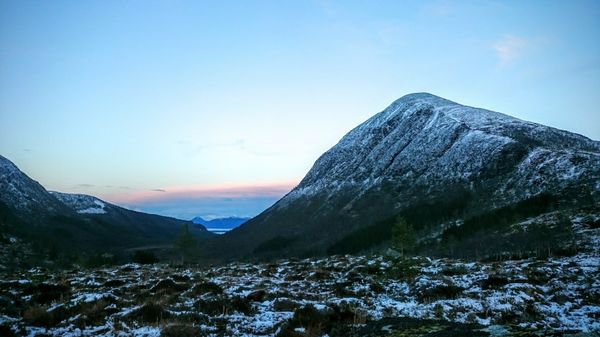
[0, 155, 213, 265]
[192, 216, 250, 230]
[211, 93, 600, 260]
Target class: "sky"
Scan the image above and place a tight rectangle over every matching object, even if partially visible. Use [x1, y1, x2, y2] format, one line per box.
[1, 1, 599, 220]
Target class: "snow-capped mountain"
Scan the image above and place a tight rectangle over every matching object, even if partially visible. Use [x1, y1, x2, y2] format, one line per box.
[0, 155, 212, 258]
[214, 93, 600, 259]
[0, 155, 69, 215]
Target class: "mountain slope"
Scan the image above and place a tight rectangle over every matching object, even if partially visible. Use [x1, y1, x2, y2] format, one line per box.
[0, 155, 70, 215]
[213, 93, 600, 259]
[192, 216, 249, 231]
[0, 155, 213, 258]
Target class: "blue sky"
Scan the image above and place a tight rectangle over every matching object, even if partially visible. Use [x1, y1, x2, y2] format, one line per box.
[1, 1, 599, 219]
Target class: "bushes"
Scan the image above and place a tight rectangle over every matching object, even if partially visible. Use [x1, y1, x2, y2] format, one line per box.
[161, 324, 200, 337]
[128, 302, 171, 323]
[278, 304, 369, 337]
[22, 305, 68, 327]
[273, 298, 300, 312]
[441, 193, 559, 242]
[22, 306, 54, 327]
[0, 324, 17, 337]
[190, 281, 223, 296]
[25, 282, 70, 305]
[132, 250, 159, 264]
[150, 279, 188, 293]
[194, 295, 253, 316]
[385, 257, 419, 280]
[480, 275, 510, 290]
[417, 284, 464, 302]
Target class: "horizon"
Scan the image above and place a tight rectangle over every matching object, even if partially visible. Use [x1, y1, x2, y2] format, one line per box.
[1, 1, 599, 219]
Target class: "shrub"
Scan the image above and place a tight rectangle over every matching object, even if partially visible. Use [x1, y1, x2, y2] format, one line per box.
[161, 323, 200, 337]
[291, 305, 329, 335]
[417, 284, 464, 302]
[26, 282, 70, 304]
[150, 279, 188, 293]
[128, 302, 171, 323]
[23, 306, 54, 327]
[480, 275, 509, 290]
[0, 324, 17, 337]
[195, 295, 253, 316]
[190, 281, 223, 296]
[385, 257, 419, 280]
[133, 250, 159, 264]
[273, 298, 300, 312]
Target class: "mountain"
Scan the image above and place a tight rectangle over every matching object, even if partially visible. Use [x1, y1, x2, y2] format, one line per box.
[0, 156, 71, 215]
[212, 93, 600, 259]
[192, 216, 250, 232]
[0, 155, 213, 261]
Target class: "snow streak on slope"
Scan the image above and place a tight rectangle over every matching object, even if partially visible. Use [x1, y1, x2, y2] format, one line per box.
[50, 191, 108, 215]
[275, 93, 600, 211]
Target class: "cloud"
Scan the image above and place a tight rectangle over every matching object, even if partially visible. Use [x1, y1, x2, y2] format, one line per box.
[73, 183, 95, 189]
[102, 181, 298, 220]
[108, 181, 296, 204]
[493, 35, 529, 66]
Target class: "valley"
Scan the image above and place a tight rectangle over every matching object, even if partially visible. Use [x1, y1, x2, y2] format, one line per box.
[1, 93, 599, 336]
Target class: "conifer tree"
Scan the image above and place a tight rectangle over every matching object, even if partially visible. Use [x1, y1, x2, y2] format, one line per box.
[391, 216, 416, 256]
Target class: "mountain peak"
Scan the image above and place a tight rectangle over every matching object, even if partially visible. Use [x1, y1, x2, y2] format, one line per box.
[393, 92, 457, 106]
[213, 95, 600, 259]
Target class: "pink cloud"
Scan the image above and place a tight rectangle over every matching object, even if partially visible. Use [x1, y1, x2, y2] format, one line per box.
[102, 181, 298, 205]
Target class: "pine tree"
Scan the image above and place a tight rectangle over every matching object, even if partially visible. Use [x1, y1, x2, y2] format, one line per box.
[175, 224, 196, 263]
[391, 216, 416, 256]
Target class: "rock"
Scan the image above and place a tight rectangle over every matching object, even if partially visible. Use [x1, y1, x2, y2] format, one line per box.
[273, 298, 300, 312]
[246, 289, 266, 302]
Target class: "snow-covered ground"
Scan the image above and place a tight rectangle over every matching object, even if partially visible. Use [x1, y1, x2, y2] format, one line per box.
[1, 250, 598, 337]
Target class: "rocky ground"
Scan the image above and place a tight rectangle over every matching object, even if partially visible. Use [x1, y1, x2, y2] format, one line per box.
[0, 248, 599, 337]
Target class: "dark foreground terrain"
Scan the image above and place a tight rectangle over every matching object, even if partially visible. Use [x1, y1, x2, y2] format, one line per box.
[1, 247, 599, 337]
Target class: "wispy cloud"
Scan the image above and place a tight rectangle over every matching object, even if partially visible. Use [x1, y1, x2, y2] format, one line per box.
[102, 181, 298, 220]
[493, 34, 530, 66]
[73, 183, 95, 189]
[105, 181, 297, 205]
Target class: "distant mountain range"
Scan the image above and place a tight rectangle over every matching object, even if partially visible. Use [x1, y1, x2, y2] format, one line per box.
[192, 216, 249, 233]
[211, 93, 600, 260]
[0, 155, 213, 264]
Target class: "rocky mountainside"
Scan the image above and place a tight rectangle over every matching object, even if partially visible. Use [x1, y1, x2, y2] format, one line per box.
[0, 155, 70, 216]
[213, 93, 600, 259]
[49, 192, 109, 214]
[0, 155, 213, 265]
